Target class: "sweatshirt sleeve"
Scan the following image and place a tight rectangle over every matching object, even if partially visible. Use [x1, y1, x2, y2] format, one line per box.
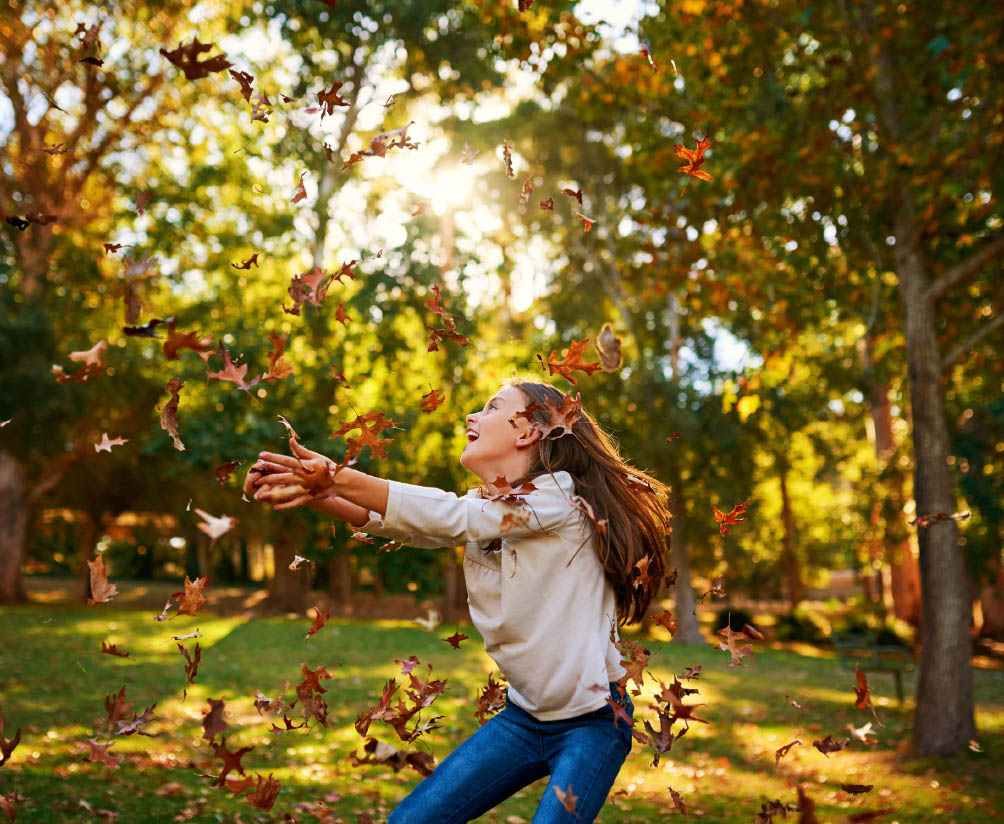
[380, 472, 577, 545]
[356, 510, 452, 549]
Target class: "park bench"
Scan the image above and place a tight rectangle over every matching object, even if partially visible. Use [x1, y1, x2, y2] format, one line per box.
[832, 632, 915, 705]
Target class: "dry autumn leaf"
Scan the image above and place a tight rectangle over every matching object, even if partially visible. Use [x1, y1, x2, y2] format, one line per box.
[159, 377, 186, 451]
[94, 433, 128, 453]
[306, 606, 331, 639]
[595, 323, 622, 371]
[712, 498, 750, 535]
[195, 509, 236, 540]
[545, 339, 602, 384]
[675, 135, 713, 182]
[0, 708, 21, 768]
[159, 38, 232, 79]
[86, 555, 119, 605]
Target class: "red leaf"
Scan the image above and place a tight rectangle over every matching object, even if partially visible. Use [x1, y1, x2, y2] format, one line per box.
[306, 606, 331, 639]
[443, 631, 468, 649]
[545, 339, 602, 384]
[712, 498, 750, 535]
[100, 642, 134, 660]
[420, 388, 446, 413]
[674, 135, 714, 182]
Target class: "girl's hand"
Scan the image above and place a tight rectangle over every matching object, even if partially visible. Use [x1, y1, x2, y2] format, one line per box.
[253, 439, 336, 510]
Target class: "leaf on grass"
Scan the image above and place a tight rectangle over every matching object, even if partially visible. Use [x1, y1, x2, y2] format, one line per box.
[86, 556, 119, 606]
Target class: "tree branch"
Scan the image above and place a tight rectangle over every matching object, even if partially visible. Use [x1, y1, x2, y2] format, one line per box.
[927, 235, 1004, 300]
[941, 312, 1004, 372]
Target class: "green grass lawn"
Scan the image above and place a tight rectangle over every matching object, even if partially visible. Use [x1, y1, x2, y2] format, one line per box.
[1, 604, 1001, 823]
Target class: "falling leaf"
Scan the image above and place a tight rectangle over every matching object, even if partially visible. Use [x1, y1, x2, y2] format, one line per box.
[502, 140, 515, 177]
[0, 708, 21, 768]
[840, 784, 874, 794]
[100, 642, 133, 660]
[540, 197, 554, 210]
[716, 624, 755, 666]
[574, 211, 597, 232]
[0, 791, 24, 820]
[546, 339, 602, 384]
[334, 302, 350, 326]
[261, 331, 293, 382]
[81, 739, 119, 768]
[159, 38, 232, 79]
[413, 609, 441, 631]
[205, 343, 261, 391]
[178, 642, 201, 698]
[443, 632, 468, 649]
[909, 511, 970, 527]
[173, 576, 210, 617]
[306, 606, 331, 639]
[229, 68, 254, 100]
[420, 388, 446, 413]
[561, 187, 583, 204]
[649, 609, 678, 635]
[674, 135, 713, 182]
[318, 81, 348, 117]
[289, 555, 314, 571]
[475, 673, 507, 725]
[196, 509, 237, 540]
[202, 698, 228, 742]
[461, 142, 479, 164]
[712, 498, 750, 535]
[159, 377, 186, 451]
[214, 460, 244, 485]
[291, 171, 308, 203]
[553, 785, 578, 814]
[210, 740, 254, 787]
[53, 339, 108, 384]
[774, 739, 801, 764]
[230, 253, 259, 270]
[519, 177, 534, 204]
[284, 266, 334, 315]
[123, 318, 164, 338]
[103, 242, 126, 254]
[246, 774, 280, 810]
[86, 556, 119, 606]
[595, 323, 622, 371]
[668, 786, 687, 816]
[640, 47, 659, 70]
[94, 433, 128, 453]
[812, 734, 848, 757]
[163, 318, 213, 360]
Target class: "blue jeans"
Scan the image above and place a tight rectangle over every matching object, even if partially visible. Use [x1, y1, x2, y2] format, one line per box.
[388, 682, 633, 823]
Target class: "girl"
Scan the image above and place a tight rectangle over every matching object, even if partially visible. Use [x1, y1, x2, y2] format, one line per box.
[246, 379, 671, 823]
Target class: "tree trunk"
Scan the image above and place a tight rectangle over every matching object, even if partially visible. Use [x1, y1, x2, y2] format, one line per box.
[267, 515, 310, 613]
[0, 452, 28, 603]
[328, 550, 353, 613]
[778, 464, 803, 608]
[978, 557, 1004, 640]
[895, 212, 977, 755]
[862, 338, 922, 624]
[666, 464, 705, 646]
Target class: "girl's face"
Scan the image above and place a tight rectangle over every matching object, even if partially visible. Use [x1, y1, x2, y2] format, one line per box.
[461, 386, 539, 483]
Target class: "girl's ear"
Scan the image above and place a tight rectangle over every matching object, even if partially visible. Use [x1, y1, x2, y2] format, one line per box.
[514, 426, 541, 449]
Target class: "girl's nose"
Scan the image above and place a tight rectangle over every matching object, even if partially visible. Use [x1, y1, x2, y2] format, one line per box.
[466, 412, 478, 427]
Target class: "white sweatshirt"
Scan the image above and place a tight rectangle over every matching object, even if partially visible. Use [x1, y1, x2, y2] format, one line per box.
[360, 470, 627, 720]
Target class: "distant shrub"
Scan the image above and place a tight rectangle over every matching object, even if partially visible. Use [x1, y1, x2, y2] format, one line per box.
[714, 606, 755, 633]
[773, 607, 829, 644]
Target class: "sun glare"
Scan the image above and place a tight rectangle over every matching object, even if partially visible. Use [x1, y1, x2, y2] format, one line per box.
[426, 166, 477, 211]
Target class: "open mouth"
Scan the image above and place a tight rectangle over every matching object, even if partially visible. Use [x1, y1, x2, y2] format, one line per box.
[466, 430, 479, 442]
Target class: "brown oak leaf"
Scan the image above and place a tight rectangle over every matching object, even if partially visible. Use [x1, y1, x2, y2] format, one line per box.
[159, 38, 232, 80]
[86, 556, 119, 605]
[545, 339, 602, 384]
[159, 378, 186, 451]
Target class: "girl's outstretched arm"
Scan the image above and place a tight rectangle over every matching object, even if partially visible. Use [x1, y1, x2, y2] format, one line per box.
[254, 438, 389, 514]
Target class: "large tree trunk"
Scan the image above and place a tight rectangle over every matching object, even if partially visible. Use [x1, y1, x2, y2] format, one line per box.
[0, 452, 28, 603]
[328, 550, 353, 613]
[895, 213, 977, 755]
[778, 464, 803, 608]
[978, 557, 1004, 640]
[862, 338, 922, 624]
[666, 464, 705, 646]
[267, 514, 311, 613]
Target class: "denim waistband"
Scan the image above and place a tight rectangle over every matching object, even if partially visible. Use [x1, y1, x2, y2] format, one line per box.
[505, 681, 632, 725]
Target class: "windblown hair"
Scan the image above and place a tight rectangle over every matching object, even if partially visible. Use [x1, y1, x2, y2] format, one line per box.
[483, 379, 672, 626]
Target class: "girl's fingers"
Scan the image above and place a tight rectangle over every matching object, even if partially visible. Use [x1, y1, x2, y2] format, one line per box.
[289, 438, 323, 460]
[243, 468, 262, 496]
[257, 451, 299, 469]
[253, 460, 289, 474]
[255, 483, 306, 502]
[274, 493, 313, 510]
[255, 472, 301, 486]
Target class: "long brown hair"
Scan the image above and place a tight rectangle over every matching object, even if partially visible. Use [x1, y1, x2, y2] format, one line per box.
[484, 379, 672, 626]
